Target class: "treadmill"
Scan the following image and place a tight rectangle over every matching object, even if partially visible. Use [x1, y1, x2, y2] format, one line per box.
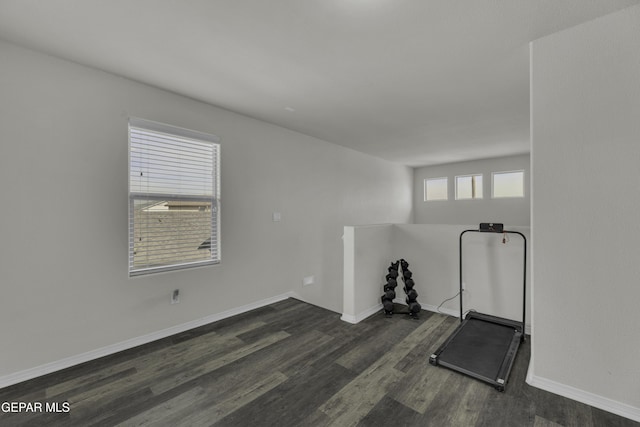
[429, 223, 526, 391]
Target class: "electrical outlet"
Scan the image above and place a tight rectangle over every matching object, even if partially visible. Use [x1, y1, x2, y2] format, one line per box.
[462, 282, 466, 291]
[303, 276, 314, 286]
[171, 289, 180, 304]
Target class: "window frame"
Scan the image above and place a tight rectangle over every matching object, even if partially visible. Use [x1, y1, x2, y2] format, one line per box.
[491, 170, 525, 199]
[424, 177, 449, 201]
[455, 173, 483, 200]
[128, 117, 221, 277]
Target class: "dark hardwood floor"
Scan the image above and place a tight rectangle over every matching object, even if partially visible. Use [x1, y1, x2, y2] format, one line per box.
[1, 298, 637, 426]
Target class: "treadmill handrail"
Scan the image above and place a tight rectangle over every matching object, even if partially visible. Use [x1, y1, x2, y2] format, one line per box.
[459, 229, 527, 337]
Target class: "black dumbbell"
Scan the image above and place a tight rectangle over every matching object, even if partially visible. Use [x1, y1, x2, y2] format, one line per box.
[408, 301, 421, 318]
[406, 289, 418, 302]
[404, 278, 414, 290]
[403, 269, 413, 279]
[385, 270, 399, 281]
[382, 299, 394, 315]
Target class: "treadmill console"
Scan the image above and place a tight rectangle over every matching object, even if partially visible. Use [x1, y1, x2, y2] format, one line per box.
[479, 223, 504, 233]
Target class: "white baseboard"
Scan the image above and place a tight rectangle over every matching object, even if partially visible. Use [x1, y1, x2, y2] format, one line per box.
[527, 374, 640, 423]
[422, 303, 459, 318]
[341, 301, 458, 324]
[0, 292, 296, 390]
[341, 302, 532, 336]
[341, 303, 382, 324]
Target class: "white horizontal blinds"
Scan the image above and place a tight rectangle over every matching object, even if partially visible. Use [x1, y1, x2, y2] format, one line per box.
[130, 128, 214, 198]
[456, 174, 483, 200]
[210, 142, 220, 261]
[492, 170, 524, 198]
[129, 119, 220, 276]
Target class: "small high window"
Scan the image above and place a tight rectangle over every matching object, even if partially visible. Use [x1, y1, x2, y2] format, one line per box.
[455, 174, 483, 200]
[424, 177, 448, 201]
[492, 170, 524, 198]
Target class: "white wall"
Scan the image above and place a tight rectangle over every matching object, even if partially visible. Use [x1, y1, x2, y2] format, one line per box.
[343, 224, 531, 330]
[0, 40, 412, 382]
[394, 224, 530, 326]
[414, 154, 530, 226]
[530, 4, 640, 420]
[342, 224, 394, 323]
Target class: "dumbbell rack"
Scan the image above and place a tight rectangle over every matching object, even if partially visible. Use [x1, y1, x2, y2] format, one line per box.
[381, 259, 421, 319]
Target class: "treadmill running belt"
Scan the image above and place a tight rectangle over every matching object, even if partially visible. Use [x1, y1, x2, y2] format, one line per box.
[437, 318, 516, 381]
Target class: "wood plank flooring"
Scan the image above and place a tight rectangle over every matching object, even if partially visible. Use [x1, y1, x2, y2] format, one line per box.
[0, 298, 637, 426]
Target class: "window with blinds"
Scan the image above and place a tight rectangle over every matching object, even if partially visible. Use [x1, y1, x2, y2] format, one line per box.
[492, 170, 524, 198]
[455, 174, 483, 200]
[128, 118, 220, 276]
[424, 177, 448, 201]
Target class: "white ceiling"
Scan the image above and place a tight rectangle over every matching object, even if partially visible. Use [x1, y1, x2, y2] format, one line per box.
[0, 0, 638, 167]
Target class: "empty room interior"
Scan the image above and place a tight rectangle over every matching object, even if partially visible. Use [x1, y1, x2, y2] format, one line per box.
[1, 1, 639, 426]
